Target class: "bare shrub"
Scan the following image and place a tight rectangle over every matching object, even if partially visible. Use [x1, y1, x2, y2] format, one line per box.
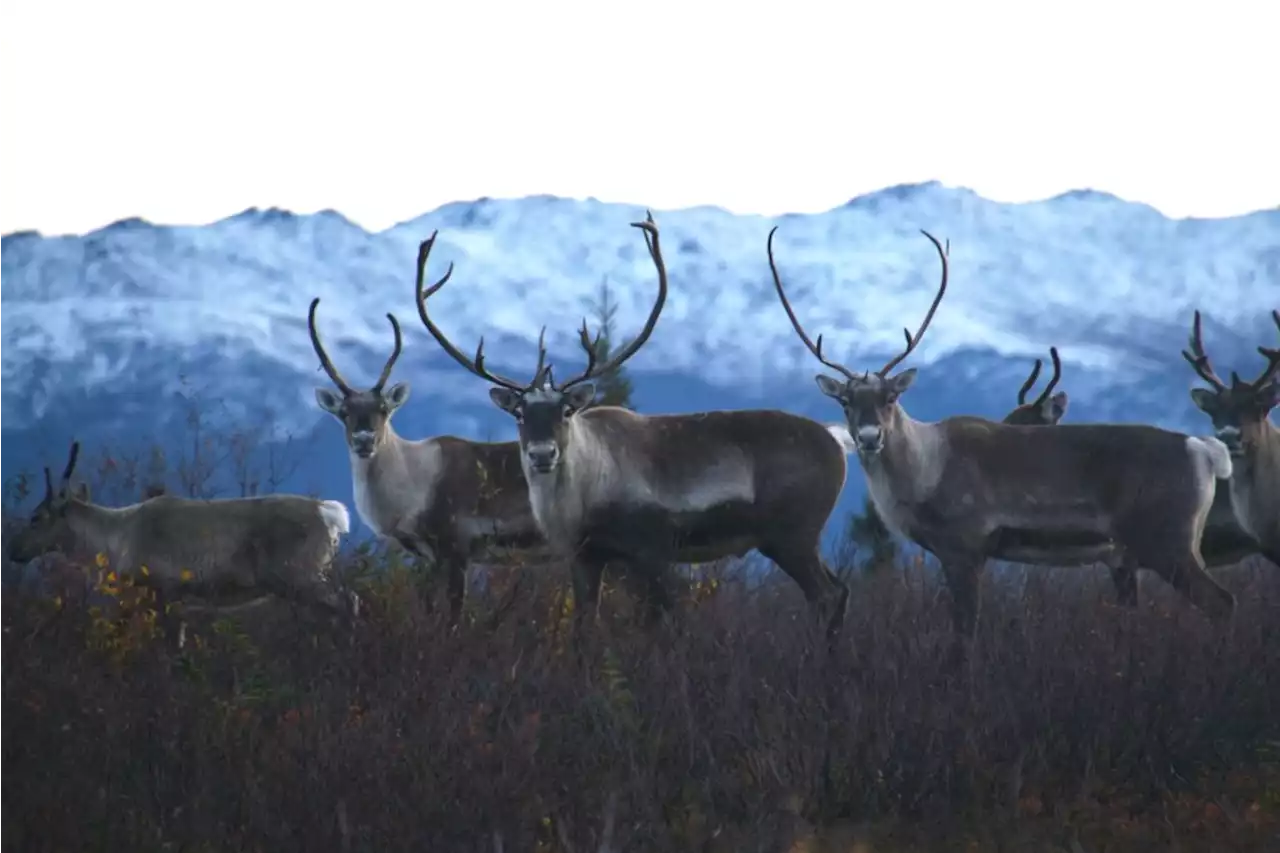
[4, 418, 1279, 852]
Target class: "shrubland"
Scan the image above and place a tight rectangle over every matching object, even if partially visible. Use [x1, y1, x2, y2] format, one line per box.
[4, 418, 1279, 853]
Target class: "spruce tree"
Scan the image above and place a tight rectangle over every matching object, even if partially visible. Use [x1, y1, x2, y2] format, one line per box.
[845, 494, 899, 573]
[584, 276, 635, 409]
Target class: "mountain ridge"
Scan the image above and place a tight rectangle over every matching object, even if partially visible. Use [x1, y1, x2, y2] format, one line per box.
[3, 183, 1276, 547]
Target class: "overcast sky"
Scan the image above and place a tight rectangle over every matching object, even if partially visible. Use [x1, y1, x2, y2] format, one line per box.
[2, 1, 1275, 237]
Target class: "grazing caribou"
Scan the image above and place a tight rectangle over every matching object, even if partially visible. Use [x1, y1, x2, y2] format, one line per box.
[413, 213, 851, 637]
[7, 441, 358, 628]
[768, 226, 1237, 639]
[308, 298, 542, 621]
[1183, 309, 1280, 569]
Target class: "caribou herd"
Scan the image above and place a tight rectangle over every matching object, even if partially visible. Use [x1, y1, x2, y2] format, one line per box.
[7, 212, 1279, 647]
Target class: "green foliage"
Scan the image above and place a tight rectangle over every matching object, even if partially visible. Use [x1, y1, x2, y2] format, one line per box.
[585, 276, 635, 410]
[844, 494, 899, 573]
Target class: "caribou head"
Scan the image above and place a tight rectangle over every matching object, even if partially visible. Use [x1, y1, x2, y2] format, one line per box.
[768, 227, 949, 456]
[9, 442, 87, 563]
[1004, 347, 1069, 426]
[1183, 309, 1280, 457]
[414, 214, 667, 477]
[309, 299, 410, 460]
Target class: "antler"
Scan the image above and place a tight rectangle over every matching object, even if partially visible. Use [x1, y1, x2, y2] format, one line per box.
[308, 298, 355, 396]
[44, 440, 81, 502]
[1180, 310, 1229, 391]
[1255, 308, 1280, 387]
[766, 226, 861, 383]
[555, 212, 667, 391]
[877, 231, 950, 378]
[372, 314, 403, 392]
[1016, 358, 1043, 406]
[1017, 347, 1062, 407]
[308, 299, 404, 394]
[413, 230, 550, 392]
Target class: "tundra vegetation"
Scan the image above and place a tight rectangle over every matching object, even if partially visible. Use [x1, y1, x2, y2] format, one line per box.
[3, 226, 1278, 851]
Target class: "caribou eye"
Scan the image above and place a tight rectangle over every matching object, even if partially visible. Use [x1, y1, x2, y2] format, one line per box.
[562, 404, 573, 418]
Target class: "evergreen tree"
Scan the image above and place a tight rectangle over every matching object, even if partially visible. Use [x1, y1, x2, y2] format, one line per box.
[844, 494, 899, 573]
[583, 276, 635, 409]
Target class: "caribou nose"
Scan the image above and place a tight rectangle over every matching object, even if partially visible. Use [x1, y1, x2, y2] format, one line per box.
[1216, 427, 1243, 454]
[351, 432, 376, 457]
[526, 443, 559, 472]
[855, 425, 883, 452]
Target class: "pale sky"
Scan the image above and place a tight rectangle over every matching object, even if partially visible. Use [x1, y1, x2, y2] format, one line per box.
[2, 0, 1276, 237]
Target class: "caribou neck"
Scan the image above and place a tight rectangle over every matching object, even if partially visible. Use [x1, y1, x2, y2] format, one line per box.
[861, 407, 948, 505]
[524, 416, 610, 550]
[349, 426, 443, 537]
[65, 501, 136, 567]
[1230, 422, 1280, 537]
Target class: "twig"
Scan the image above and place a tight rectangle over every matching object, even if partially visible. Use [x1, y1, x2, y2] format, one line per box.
[598, 791, 618, 853]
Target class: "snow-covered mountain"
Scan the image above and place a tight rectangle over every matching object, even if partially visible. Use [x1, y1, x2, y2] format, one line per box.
[3, 182, 1277, 547]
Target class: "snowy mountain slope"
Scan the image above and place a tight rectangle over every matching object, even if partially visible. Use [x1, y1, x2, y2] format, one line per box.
[3, 182, 1277, 546]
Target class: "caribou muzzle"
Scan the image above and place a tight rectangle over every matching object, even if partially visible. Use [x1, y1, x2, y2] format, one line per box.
[854, 425, 885, 455]
[350, 430, 377, 458]
[1215, 426, 1244, 456]
[525, 441, 560, 474]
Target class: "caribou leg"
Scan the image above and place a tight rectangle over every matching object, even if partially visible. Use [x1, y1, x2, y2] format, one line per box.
[569, 555, 606, 636]
[619, 558, 678, 629]
[1105, 553, 1140, 608]
[442, 554, 467, 629]
[759, 541, 849, 641]
[936, 551, 985, 641]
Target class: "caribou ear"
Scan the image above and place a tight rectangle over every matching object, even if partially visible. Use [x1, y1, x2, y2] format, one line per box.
[563, 384, 596, 414]
[887, 368, 917, 398]
[489, 387, 523, 416]
[1189, 388, 1218, 413]
[1258, 380, 1279, 412]
[385, 381, 411, 411]
[315, 388, 344, 414]
[1043, 391, 1069, 425]
[815, 374, 845, 400]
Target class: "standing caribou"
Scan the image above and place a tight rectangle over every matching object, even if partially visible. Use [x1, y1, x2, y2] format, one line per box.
[412, 213, 852, 637]
[7, 441, 358, 627]
[308, 298, 542, 621]
[992, 348, 1259, 607]
[1183, 309, 1280, 569]
[1003, 347, 1069, 426]
[767, 227, 1238, 639]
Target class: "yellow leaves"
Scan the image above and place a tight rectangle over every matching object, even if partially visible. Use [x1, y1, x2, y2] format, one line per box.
[180, 569, 194, 583]
[95, 552, 109, 569]
[140, 565, 150, 577]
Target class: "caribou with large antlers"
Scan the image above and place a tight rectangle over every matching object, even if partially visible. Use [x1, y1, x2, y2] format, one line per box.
[7, 441, 358, 626]
[769, 228, 1237, 639]
[309, 299, 543, 621]
[413, 214, 851, 637]
[1183, 309, 1280, 568]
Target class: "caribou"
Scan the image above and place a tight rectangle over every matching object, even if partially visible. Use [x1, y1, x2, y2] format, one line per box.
[991, 347, 1259, 607]
[412, 213, 851, 637]
[1183, 309, 1280, 569]
[7, 441, 358, 631]
[309, 297, 543, 621]
[1003, 347, 1069, 426]
[767, 226, 1238, 639]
